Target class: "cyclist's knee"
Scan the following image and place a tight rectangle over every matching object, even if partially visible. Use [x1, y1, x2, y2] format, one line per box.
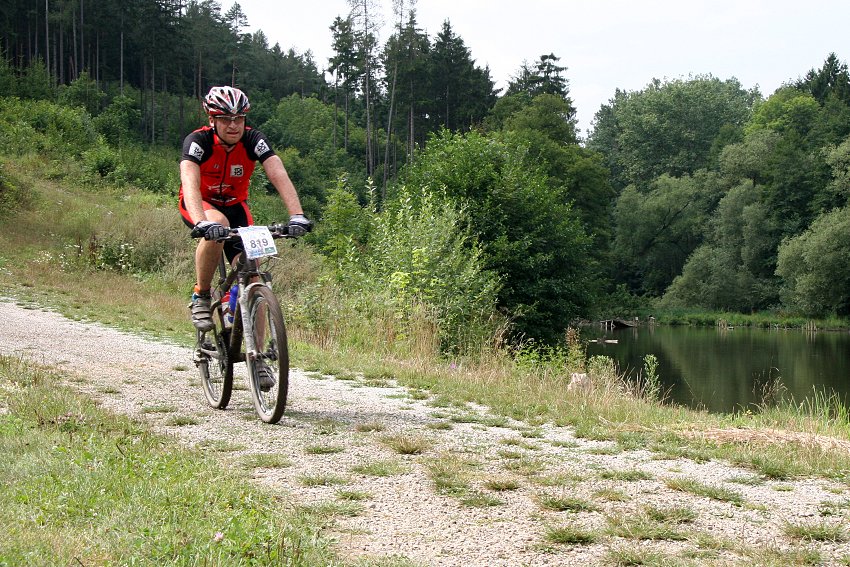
[203, 208, 229, 226]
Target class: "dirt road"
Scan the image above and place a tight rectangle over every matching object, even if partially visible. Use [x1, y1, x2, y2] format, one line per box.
[3, 299, 849, 566]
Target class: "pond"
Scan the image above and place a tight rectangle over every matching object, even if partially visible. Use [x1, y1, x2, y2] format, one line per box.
[583, 324, 850, 414]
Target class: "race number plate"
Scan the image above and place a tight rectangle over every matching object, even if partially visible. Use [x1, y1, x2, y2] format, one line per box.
[239, 226, 278, 259]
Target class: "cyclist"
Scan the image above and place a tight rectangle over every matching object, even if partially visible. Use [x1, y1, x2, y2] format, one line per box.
[179, 86, 310, 388]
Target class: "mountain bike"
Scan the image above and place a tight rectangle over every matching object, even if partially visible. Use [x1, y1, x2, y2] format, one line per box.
[193, 224, 299, 424]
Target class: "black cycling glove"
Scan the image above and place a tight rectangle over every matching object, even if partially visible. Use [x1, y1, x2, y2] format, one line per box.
[192, 220, 229, 240]
[287, 214, 313, 237]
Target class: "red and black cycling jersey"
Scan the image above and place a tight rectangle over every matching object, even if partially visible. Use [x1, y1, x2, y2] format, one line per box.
[179, 126, 276, 206]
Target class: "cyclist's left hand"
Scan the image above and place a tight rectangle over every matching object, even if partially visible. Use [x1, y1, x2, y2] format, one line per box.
[287, 214, 312, 237]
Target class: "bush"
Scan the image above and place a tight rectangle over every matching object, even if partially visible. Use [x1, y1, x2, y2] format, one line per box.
[0, 162, 32, 213]
[317, 179, 502, 355]
[0, 97, 98, 157]
[92, 95, 141, 146]
[82, 144, 122, 179]
[400, 129, 596, 344]
[366, 186, 502, 354]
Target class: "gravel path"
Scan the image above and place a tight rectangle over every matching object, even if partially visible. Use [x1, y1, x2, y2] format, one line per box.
[3, 299, 850, 566]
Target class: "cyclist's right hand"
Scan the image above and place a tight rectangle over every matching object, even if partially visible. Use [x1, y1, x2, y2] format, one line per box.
[192, 220, 229, 240]
[287, 214, 313, 237]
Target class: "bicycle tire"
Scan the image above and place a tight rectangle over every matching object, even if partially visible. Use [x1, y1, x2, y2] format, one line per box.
[245, 285, 289, 423]
[197, 306, 234, 409]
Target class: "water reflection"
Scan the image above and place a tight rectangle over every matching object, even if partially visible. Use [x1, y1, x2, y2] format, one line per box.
[584, 325, 850, 414]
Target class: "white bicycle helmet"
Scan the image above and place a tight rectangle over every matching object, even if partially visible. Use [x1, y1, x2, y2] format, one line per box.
[203, 86, 250, 116]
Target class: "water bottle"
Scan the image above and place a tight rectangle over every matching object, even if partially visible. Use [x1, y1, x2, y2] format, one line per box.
[221, 284, 238, 327]
[227, 284, 238, 325]
[221, 290, 232, 327]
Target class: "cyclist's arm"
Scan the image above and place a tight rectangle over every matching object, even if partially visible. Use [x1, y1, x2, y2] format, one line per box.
[261, 155, 304, 217]
[180, 160, 207, 225]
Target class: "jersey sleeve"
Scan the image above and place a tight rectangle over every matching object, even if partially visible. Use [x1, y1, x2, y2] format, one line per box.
[180, 130, 212, 164]
[243, 128, 277, 163]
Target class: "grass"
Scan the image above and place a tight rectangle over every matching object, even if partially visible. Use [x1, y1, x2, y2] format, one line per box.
[336, 489, 371, 501]
[460, 491, 503, 508]
[604, 546, 677, 566]
[380, 433, 431, 455]
[664, 477, 745, 506]
[532, 472, 585, 486]
[593, 488, 629, 502]
[164, 415, 200, 426]
[606, 513, 689, 541]
[783, 521, 848, 542]
[305, 444, 346, 455]
[537, 493, 597, 513]
[424, 452, 475, 497]
[0, 355, 336, 565]
[298, 473, 349, 487]
[239, 453, 293, 469]
[643, 504, 697, 524]
[499, 436, 539, 450]
[483, 476, 521, 491]
[355, 420, 387, 433]
[310, 418, 344, 435]
[197, 439, 245, 453]
[502, 456, 547, 476]
[599, 468, 653, 481]
[141, 404, 177, 414]
[350, 459, 408, 477]
[544, 524, 599, 545]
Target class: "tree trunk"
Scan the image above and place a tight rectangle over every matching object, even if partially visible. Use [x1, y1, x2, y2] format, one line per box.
[44, 0, 49, 79]
[408, 79, 415, 162]
[80, 0, 84, 74]
[332, 75, 338, 149]
[59, 21, 64, 83]
[383, 61, 397, 196]
[344, 89, 350, 152]
[119, 25, 124, 94]
[71, 4, 77, 80]
[150, 57, 155, 144]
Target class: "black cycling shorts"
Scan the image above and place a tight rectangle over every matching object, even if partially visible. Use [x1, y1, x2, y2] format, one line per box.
[179, 198, 254, 263]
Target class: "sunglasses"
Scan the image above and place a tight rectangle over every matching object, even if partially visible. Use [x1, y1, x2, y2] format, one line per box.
[214, 115, 246, 123]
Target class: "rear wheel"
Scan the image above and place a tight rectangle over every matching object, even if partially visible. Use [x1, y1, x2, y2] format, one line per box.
[245, 285, 289, 424]
[197, 305, 233, 409]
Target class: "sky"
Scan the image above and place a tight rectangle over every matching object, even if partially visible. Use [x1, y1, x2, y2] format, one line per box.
[232, 0, 850, 138]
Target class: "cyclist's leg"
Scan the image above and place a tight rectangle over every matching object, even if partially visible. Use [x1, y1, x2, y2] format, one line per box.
[181, 199, 229, 330]
[219, 201, 253, 266]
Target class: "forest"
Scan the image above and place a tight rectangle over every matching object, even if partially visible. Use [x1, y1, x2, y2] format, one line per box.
[3, 0, 850, 347]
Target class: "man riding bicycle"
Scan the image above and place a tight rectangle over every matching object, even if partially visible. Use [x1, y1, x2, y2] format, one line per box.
[180, 85, 310, 333]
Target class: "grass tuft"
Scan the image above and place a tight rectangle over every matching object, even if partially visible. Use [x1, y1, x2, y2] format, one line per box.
[545, 524, 599, 545]
[783, 521, 847, 542]
[381, 433, 431, 455]
[664, 477, 745, 506]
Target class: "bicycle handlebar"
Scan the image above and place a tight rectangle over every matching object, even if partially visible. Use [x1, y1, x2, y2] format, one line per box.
[192, 223, 304, 241]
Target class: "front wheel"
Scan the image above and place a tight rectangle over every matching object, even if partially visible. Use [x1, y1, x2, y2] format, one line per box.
[196, 308, 233, 409]
[245, 285, 289, 423]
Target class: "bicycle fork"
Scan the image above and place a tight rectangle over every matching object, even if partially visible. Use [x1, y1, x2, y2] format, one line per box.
[236, 282, 266, 367]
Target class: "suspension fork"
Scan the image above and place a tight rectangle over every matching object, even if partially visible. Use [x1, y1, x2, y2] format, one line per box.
[238, 281, 268, 362]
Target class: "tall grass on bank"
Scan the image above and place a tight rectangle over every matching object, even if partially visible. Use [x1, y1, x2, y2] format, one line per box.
[651, 307, 848, 331]
[0, 356, 338, 565]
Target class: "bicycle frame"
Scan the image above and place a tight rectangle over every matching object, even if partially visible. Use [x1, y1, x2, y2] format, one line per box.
[214, 252, 273, 363]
